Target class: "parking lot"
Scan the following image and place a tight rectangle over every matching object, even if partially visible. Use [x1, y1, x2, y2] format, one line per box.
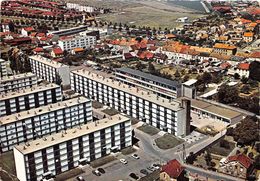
[72, 149, 161, 181]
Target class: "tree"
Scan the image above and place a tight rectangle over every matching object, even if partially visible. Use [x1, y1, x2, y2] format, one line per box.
[148, 62, 156, 74]
[205, 150, 212, 166]
[216, 84, 239, 104]
[249, 61, 260, 81]
[135, 62, 146, 70]
[220, 139, 230, 149]
[183, 75, 190, 82]
[234, 73, 240, 79]
[240, 85, 250, 94]
[241, 76, 248, 84]
[174, 69, 181, 79]
[201, 72, 212, 85]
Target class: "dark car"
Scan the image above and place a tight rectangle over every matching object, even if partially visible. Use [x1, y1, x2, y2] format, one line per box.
[97, 168, 105, 174]
[92, 170, 101, 176]
[129, 173, 139, 180]
[140, 169, 149, 175]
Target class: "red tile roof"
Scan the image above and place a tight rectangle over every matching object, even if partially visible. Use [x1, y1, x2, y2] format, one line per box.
[227, 154, 253, 169]
[24, 27, 34, 32]
[33, 47, 43, 52]
[250, 51, 260, 58]
[53, 47, 63, 55]
[220, 62, 231, 69]
[161, 159, 184, 179]
[237, 63, 250, 70]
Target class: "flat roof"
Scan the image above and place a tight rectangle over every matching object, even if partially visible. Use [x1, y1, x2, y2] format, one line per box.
[176, 97, 242, 120]
[71, 69, 183, 111]
[14, 114, 130, 155]
[0, 96, 90, 125]
[0, 72, 36, 83]
[183, 79, 197, 86]
[116, 67, 181, 88]
[29, 55, 69, 69]
[0, 83, 60, 100]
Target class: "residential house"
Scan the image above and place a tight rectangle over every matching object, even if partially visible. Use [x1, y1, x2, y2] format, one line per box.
[213, 43, 237, 56]
[51, 47, 63, 58]
[160, 159, 188, 181]
[243, 32, 254, 43]
[219, 154, 253, 179]
[21, 27, 35, 36]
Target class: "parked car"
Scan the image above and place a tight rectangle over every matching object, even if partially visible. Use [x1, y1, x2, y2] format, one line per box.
[129, 173, 139, 180]
[76, 176, 85, 181]
[120, 158, 128, 164]
[151, 163, 160, 169]
[97, 168, 105, 174]
[131, 154, 140, 159]
[92, 170, 101, 176]
[147, 166, 156, 172]
[140, 169, 149, 175]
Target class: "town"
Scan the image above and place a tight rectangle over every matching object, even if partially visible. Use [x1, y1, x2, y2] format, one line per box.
[0, 0, 259, 181]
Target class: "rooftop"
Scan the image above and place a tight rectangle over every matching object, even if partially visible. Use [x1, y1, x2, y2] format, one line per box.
[29, 55, 69, 69]
[0, 83, 60, 100]
[72, 69, 183, 111]
[213, 43, 236, 50]
[183, 79, 197, 86]
[0, 72, 36, 84]
[176, 98, 242, 120]
[226, 154, 253, 169]
[115, 67, 181, 88]
[161, 159, 184, 179]
[0, 96, 89, 125]
[14, 114, 130, 155]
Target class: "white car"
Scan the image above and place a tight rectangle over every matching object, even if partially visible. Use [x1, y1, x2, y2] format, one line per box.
[131, 154, 140, 159]
[120, 158, 128, 164]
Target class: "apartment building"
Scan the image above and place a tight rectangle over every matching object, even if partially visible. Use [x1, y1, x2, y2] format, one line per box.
[0, 58, 8, 77]
[71, 69, 191, 136]
[0, 72, 37, 93]
[29, 55, 70, 86]
[0, 84, 62, 117]
[13, 114, 132, 181]
[0, 96, 92, 152]
[115, 67, 182, 99]
[213, 43, 237, 56]
[58, 35, 96, 51]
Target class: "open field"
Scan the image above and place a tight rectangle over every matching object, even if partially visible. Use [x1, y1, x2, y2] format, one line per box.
[98, 6, 205, 29]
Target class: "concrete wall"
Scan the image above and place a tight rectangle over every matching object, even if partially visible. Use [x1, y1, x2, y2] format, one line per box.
[14, 147, 27, 181]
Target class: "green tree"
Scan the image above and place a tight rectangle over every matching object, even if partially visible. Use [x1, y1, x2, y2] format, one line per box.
[148, 62, 156, 74]
[241, 76, 248, 84]
[249, 61, 260, 81]
[135, 62, 146, 70]
[234, 73, 240, 79]
[217, 84, 239, 104]
[240, 85, 250, 94]
[174, 69, 181, 79]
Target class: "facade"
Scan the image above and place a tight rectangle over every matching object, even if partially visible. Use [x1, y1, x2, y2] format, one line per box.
[0, 59, 8, 77]
[219, 154, 253, 179]
[213, 43, 237, 55]
[0, 96, 92, 152]
[66, 3, 94, 12]
[115, 67, 182, 99]
[182, 79, 197, 99]
[0, 73, 37, 93]
[13, 114, 132, 181]
[29, 55, 70, 86]
[0, 84, 62, 117]
[71, 69, 191, 136]
[58, 35, 96, 51]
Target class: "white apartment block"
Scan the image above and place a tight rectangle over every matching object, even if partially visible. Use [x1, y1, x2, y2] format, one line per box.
[29, 55, 70, 86]
[71, 69, 191, 136]
[66, 3, 95, 12]
[0, 84, 62, 117]
[0, 59, 8, 77]
[0, 96, 92, 152]
[58, 35, 96, 51]
[14, 114, 132, 181]
[0, 72, 37, 93]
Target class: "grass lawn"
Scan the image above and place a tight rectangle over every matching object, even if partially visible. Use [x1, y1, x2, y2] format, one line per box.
[55, 168, 84, 181]
[102, 107, 119, 116]
[208, 138, 236, 156]
[137, 124, 160, 136]
[92, 100, 103, 109]
[121, 147, 137, 155]
[90, 155, 116, 168]
[0, 151, 18, 180]
[155, 134, 184, 150]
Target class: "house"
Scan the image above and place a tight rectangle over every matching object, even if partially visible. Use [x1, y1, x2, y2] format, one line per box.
[71, 47, 84, 54]
[123, 52, 135, 60]
[219, 154, 253, 179]
[213, 43, 237, 56]
[160, 159, 188, 181]
[154, 53, 168, 64]
[32, 47, 44, 55]
[243, 32, 254, 43]
[21, 27, 35, 36]
[51, 47, 63, 58]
